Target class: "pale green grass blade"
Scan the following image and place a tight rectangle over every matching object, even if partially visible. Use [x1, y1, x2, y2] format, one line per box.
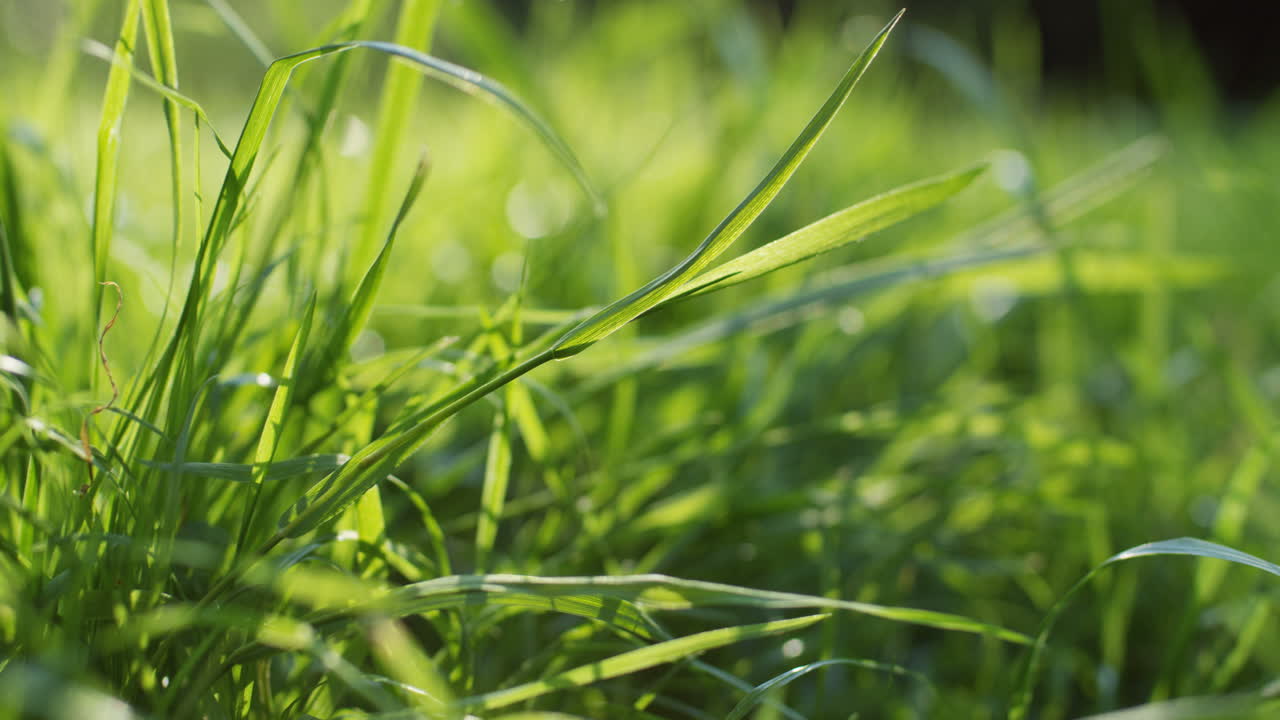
[724, 658, 932, 720]
[313, 153, 428, 390]
[354, 0, 441, 275]
[365, 616, 455, 714]
[89, 0, 140, 329]
[475, 403, 512, 573]
[1072, 691, 1280, 720]
[237, 293, 317, 554]
[276, 349, 553, 541]
[203, 0, 273, 67]
[154, 37, 597, 378]
[81, 39, 233, 158]
[664, 163, 987, 304]
[1011, 538, 1280, 720]
[550, 10, 904, 359]
[455, 614, 829, 712]
[491, 707, 591, 712]
[354, 573, 1027, 644]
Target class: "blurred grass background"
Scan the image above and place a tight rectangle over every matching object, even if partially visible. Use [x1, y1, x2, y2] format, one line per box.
[2, 1, 1280, 718]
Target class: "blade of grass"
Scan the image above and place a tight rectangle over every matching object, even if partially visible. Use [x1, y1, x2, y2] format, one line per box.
[550, 10, 904, 359]
[365, 616, 455, 715]
[724, 658, 933, 720]
[89, 0, 140, 335]
[475, 400, 512, 574]
[330, 573, 1027, 644]
[455, 614, 829, 712]
[235, 293, 317, 558]
[1010, 538, 1280, 720]
[141, 38, 597, 422]
[662, 163, 987, 304]
[353, 0, 442, 276]
[81, 39, 234, 159]
[306, 152, 429, 396]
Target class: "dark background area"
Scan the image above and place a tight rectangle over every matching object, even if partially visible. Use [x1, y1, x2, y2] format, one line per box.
[491, 0, 1280, 105]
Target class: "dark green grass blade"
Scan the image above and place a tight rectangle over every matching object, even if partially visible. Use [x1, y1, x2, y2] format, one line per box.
[550, 10, 904, 359]
[455, 614, 829, 712]
[1011, 538, 1280, 720]
[663, 163, 987, 304]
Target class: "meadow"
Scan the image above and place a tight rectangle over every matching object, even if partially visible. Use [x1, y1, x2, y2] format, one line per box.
[2, 1, 1280, 718]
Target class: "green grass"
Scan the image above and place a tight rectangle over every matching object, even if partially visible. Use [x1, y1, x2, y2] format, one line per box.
[2, 1, 1280, 718]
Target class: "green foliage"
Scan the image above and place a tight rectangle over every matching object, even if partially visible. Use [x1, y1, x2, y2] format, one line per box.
[1, 1, 1278, 718]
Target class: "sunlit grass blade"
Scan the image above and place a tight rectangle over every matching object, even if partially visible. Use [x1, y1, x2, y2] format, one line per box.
[340, 573, 1027, 644]
[89, 0, 139, 331]
[662, 163, 987, 304]
[365, 616, 455, 715]
[235, 293, 316, 555]
[474, 402, 512, 573]
[724, 658, 932, 720]
[550, 10, 904, 359]
[81, 39, 233, 159]
[145, 37, 599, 425]
[1010, 538, 1280, 720]
[310, 153, 428, 392]
[455, 614, 829, 712]
[354, 0, 441, 276]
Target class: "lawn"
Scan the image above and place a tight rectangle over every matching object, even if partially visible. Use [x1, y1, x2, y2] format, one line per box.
[2, 1, 1279, 718]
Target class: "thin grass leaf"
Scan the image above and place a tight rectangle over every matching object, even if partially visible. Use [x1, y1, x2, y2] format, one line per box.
[354, 0, 442, 275]
[348, 573, 1027, 644]
[455, 614, 829, 712]
[275, 349, 552, 541]
[550, 10, 903, 359]
[1071, 691, 1280, 720]
[311, 153, 429, 393]
[144, 36, 598, 412]
[365, 616, 455, 715]
[1010, 538, 1280, 720]
[724, 658, 933, 720]
[203, 0, 274, 67]
[141, 454, 349, 482]
[89, 0, 139, 330]
[474, 401, 512, 573]
[664, 163, 987, 304]
[236, 293, 317, 555]
[81, 38, 233, 158]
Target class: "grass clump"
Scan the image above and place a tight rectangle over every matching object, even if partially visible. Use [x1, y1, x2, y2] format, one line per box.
[2, 1, 1280, 718]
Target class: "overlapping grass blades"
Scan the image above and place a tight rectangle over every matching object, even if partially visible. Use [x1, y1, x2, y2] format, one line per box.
[456, 614, 829, 712]
[724, 658, 932, 720]
[550, 10, 904, 359]
[662, 162, 988, 303]
[272, 13, 890, 535]
[1011, 538, 1280, 720]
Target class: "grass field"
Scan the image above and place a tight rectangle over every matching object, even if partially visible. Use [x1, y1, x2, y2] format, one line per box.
[2, 1, 1280, 718]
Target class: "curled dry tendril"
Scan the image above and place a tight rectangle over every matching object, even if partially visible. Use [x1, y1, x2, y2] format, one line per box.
[79, 281, 122, 491]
